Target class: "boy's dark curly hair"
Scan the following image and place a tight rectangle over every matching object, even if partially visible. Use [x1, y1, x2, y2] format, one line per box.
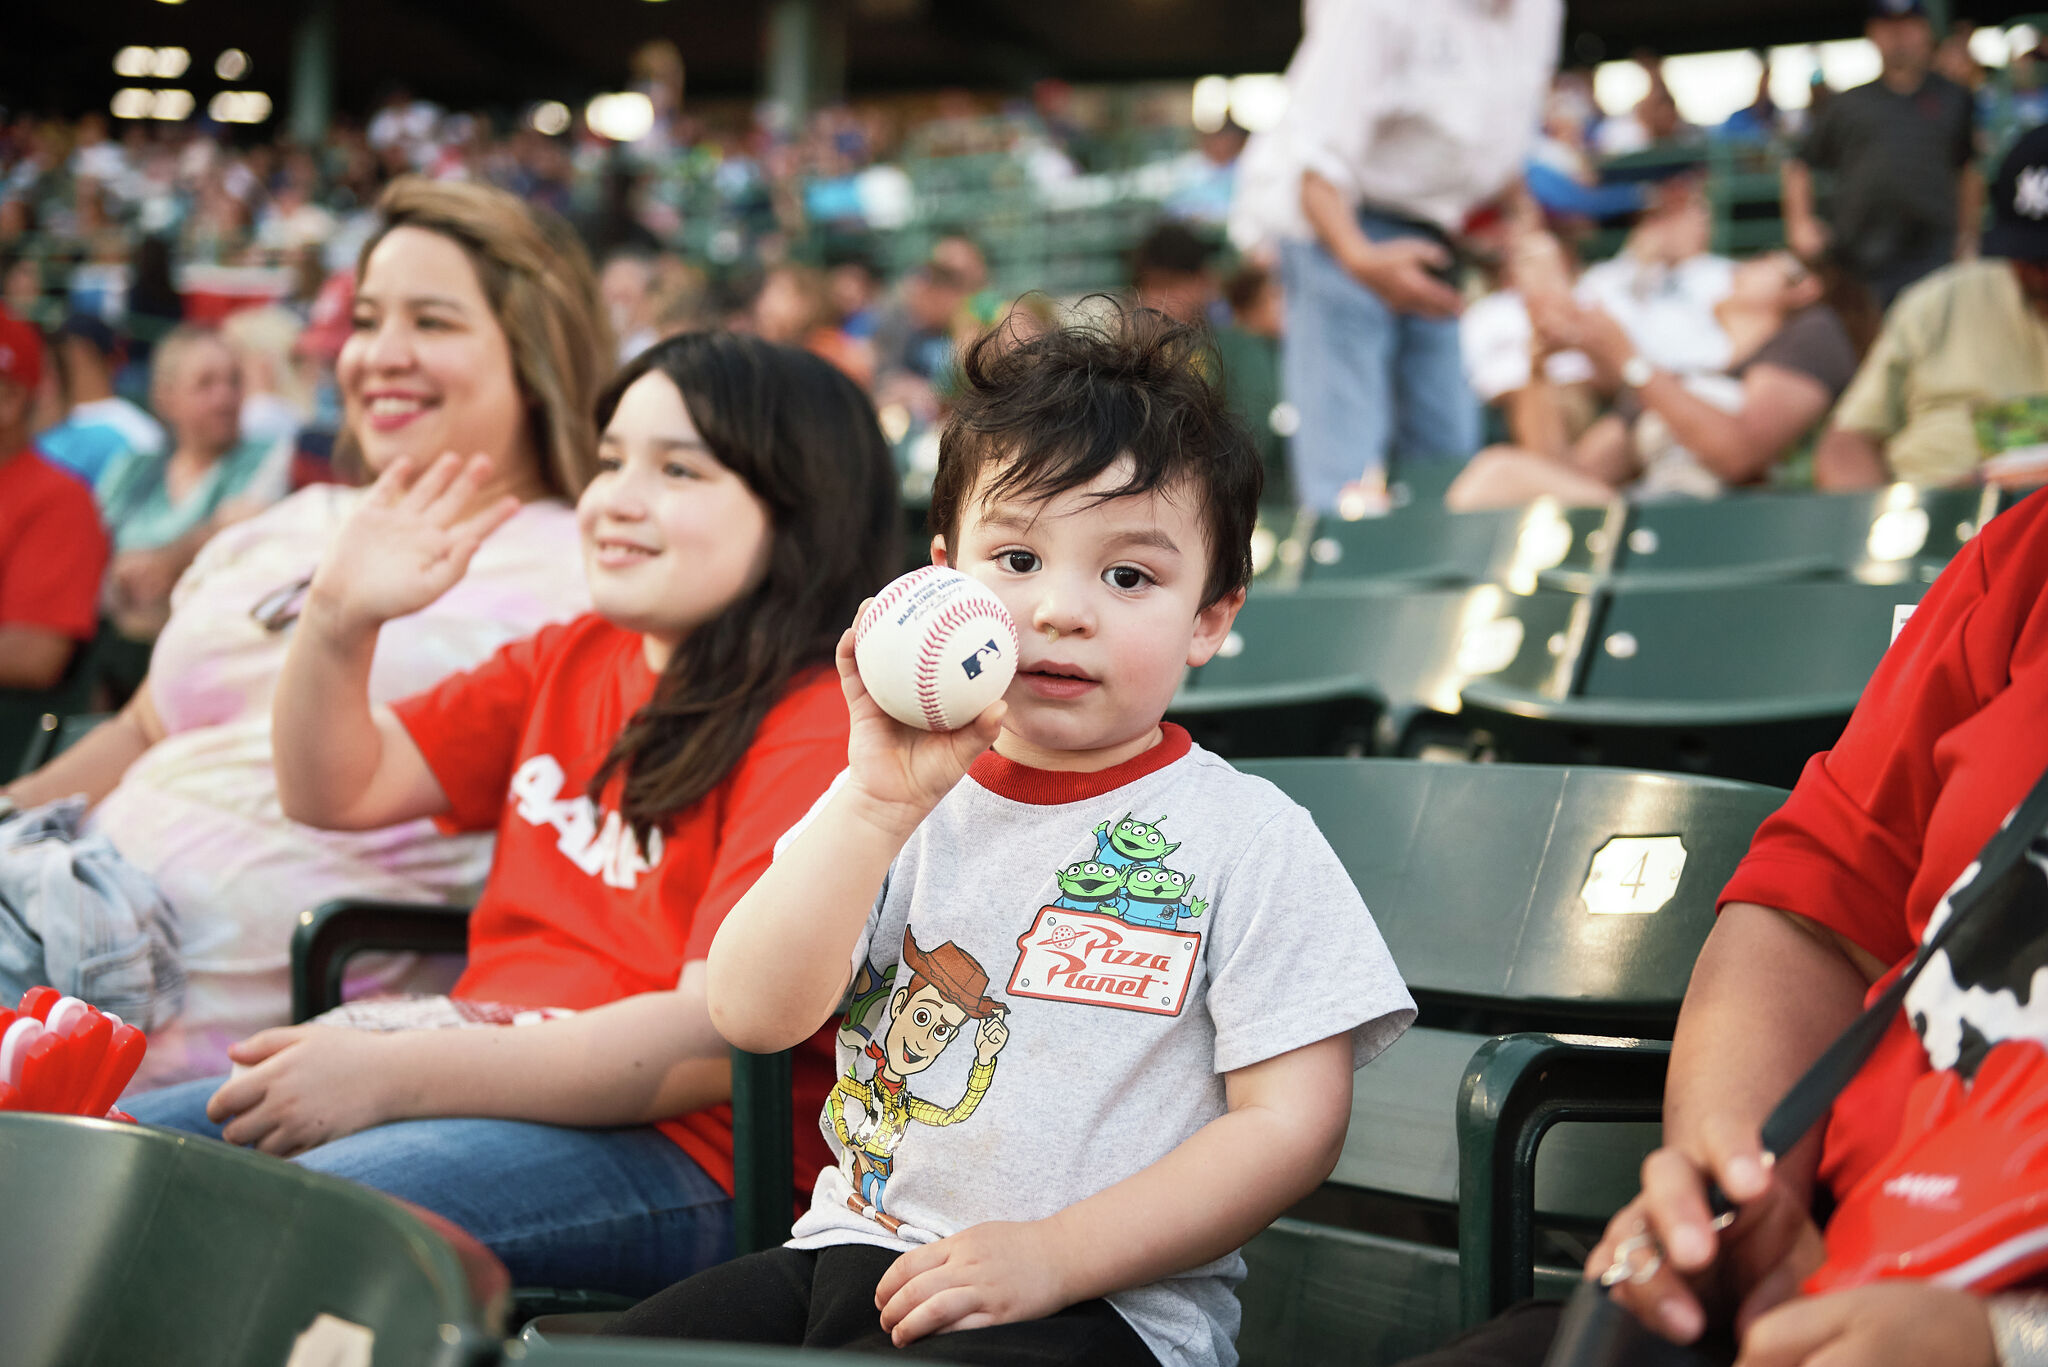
[928, 301, 1262, 608]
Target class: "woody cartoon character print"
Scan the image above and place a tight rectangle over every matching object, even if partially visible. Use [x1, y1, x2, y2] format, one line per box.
[824, 809, 1216, 1241]
[830, 928, 1010, 1238]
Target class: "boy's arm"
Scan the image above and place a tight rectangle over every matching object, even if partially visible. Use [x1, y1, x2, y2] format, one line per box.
[706, 624, 1005, 1053]
[875, 1031, 1355, 1344]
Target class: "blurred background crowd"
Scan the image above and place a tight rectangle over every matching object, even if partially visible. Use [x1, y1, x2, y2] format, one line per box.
[12, 0, 2048, 731]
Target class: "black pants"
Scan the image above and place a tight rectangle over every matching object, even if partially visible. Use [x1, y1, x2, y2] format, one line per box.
[605, 1243, 1162, 1366]
[1395, 1300, 1561, 1367]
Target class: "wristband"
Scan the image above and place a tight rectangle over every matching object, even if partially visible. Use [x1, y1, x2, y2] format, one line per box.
[1991, 1293, 2048, 1367]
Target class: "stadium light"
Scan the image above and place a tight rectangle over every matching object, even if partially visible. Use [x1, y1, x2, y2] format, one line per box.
[113, 46, 156, 78]
[1226, 75, 1288, 133]
[216, 49, 251, 80]
[152, 47, 191, 79]
[149, 89, 196, 122]
[585, 92, 655, 143]
[1190, 75, 1230, 134]
[530, 100, 572, 136]
[209, 91, 273, 125]
[110, 89, 156, 120]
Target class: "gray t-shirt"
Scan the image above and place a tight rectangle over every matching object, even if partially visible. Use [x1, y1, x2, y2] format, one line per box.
[785, 728, 1416, 1367]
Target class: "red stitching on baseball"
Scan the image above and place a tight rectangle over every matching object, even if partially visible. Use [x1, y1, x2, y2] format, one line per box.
[856, 567, 936, 649]
[913, 597, 988, 731]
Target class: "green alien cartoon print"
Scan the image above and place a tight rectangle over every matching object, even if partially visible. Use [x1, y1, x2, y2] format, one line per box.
[828, 927, 1010, 1237]
[1011, 811, 1210, 1017]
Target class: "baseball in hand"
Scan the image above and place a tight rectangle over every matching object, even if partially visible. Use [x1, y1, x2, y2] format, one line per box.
[854, 567, 1019, 731]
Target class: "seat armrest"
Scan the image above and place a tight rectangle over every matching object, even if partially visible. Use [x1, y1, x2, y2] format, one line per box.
[291, 899, 473, 1023]
[1456, 1031, 1672, 1325]
[732, 1046, 796, 1256]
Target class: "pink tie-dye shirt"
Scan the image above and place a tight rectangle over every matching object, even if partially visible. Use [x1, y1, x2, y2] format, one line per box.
[94, 484, 589, 1089]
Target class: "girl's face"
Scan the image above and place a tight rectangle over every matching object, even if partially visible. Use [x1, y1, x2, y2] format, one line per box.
[579, 371, 774, 669]
[338, 225, 529, 477]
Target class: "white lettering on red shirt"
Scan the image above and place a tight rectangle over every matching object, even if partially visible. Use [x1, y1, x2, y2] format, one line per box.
[509, 754, 665, 890]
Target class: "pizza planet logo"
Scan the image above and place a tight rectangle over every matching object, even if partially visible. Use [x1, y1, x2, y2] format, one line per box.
[1009, 907, 1199, 1016]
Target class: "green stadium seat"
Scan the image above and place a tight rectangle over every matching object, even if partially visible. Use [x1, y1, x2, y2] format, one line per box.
[1295, 500, 1615, 592]
[1459, 576, 1932, 788]
[1230, 759, 1785, 1362]
[0, 1111, 501, 1367]
[1169, 582, 1587, 758]
[12, 709, 111, 779]
[1603, 486, 1992, 589]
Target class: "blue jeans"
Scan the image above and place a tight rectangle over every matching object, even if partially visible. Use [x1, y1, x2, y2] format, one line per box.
[1280, 214, 1481, 513]
[125, 1076, 733, 1298]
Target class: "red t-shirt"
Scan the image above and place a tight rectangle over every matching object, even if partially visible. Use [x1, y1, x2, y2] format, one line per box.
[1718, 487, 2048, 1200]
[391, 614, 847, 1194]
[0, 446, 109, 642]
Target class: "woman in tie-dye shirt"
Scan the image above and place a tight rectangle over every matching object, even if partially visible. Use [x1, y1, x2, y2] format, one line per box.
[5, 178, 611, 1088]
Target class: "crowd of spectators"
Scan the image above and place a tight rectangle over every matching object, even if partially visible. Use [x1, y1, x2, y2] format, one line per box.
[8, 5, 2048, 1363]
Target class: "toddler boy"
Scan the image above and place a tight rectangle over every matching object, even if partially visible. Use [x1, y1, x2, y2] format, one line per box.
[613, 307, 1415, 1366]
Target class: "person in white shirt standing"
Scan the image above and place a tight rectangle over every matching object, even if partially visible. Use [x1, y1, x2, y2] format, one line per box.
[1231, 0, 1562, 517]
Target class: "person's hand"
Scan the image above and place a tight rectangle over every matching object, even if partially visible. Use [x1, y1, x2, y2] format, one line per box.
[304, 452, 520, 638]
[1341, 238, 1464, 318]
[205, 1025, 399, 1157]
[1564, 306, 1640, 384]
[1787, 217, 1830, 265]
[875, 1219, 1070, 1344]
[1735, 1282, 1995, 1367]
[973, 1010, 1009, 1067]
[1585, 1116, 1825, 1344]
[836, 614, 1006, 837]
[106, 548, 184, 616]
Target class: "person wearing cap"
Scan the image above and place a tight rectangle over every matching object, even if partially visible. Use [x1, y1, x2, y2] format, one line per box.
[1813, 125, 2048, 489]
[1783, 0, 1982, 308]
[35, 314, 165, 490]
[1227, 0, 1563, 518]
[0, 311, 112, 770]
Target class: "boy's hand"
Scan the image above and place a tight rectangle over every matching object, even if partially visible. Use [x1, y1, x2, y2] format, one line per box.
[205, 1026, 399, 1157]
[875, 1219, 1071, 1344]
[306, 452, 520, 638]
[836, 614, 1006, 836]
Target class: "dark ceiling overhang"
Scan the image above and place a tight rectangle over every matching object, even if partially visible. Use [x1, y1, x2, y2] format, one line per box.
[7, 2, 2042, 121]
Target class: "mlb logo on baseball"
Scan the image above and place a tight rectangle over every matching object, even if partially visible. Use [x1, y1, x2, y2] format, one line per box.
[855, 567, 1019, 731]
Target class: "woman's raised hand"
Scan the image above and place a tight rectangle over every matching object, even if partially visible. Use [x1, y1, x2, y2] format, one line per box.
[308, 453, 521, 636]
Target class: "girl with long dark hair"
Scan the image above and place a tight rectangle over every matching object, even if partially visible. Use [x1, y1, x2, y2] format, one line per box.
[125, 331, 900, 1296]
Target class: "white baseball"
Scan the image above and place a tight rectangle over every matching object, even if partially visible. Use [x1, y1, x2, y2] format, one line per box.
[854, 566, 1019, 731]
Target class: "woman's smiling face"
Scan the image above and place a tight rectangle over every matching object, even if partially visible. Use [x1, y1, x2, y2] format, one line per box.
[338, 225, 529, 476]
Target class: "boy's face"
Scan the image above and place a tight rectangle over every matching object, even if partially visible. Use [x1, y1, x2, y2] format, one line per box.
[940, 457, 1243, 771]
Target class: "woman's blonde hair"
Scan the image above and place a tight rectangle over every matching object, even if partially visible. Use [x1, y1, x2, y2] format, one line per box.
[346, 176, 612, 498]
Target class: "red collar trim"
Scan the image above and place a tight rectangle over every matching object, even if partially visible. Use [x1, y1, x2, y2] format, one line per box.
[968, 724, 1192, 806]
